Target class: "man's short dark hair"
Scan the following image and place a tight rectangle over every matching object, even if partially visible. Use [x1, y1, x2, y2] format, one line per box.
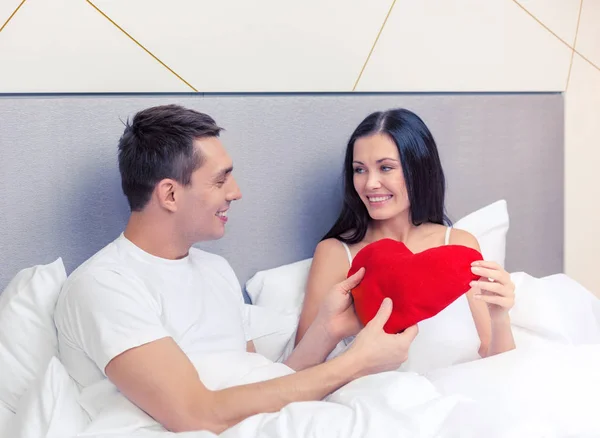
[118, 104, 223, 211]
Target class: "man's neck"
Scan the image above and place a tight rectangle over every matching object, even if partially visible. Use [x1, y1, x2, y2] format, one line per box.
[124, 211, 190, 260]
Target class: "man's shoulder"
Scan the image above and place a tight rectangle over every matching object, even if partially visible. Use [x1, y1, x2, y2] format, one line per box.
[70, 238, 121, 272]
[189, 247, 240, 290]
[61, 238, 138, 299]
[189, 247, 232, 271]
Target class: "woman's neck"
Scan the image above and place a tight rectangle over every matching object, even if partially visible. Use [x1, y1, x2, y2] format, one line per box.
[366, 210, 418, 243]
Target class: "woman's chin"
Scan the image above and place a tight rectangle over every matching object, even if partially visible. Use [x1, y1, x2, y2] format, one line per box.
[368, 210, 395, 221]
[367, 206, 408, 222]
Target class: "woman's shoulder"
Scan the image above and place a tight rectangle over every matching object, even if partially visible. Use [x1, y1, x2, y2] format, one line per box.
[314, 237, 347, 257]
[448, 227, 480, 250]
[310, 238, 352, 280]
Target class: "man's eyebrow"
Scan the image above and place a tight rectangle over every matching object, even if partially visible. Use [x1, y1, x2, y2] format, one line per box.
[213, 166, 233, 180]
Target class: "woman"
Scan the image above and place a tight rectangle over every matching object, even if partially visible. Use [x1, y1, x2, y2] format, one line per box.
[295, 108, 515, 364]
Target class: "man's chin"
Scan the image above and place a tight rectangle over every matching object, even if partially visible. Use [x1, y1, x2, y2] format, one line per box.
[194, 229, 226, 244]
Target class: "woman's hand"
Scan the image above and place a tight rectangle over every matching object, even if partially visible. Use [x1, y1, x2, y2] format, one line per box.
[469, 261, 515, 321]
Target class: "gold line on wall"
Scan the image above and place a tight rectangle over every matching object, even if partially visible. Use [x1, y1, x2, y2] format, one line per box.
[512, 0, 599, 74]
[86, 0, 198, 92]
[352, 0, 397, 91]
[573, 51, 600, 74]
[0, 0, 27, 35]
[512, 0, 573, 49]
[565, 0, 584, 91]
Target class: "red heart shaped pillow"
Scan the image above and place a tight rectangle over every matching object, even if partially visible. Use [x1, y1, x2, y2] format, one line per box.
[348, 238, 482, 334]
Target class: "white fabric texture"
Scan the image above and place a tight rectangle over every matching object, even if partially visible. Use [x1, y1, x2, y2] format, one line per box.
[246, 257, 312, 314]
[8, 344, 600, 438]
[53, 234, 252, 420]
[5, 356, 90, 438]
[0, 258, 66, 411]
[509, 271, 600, 346]
[0, 403, 14, 437]
[427, 344, 600, 437]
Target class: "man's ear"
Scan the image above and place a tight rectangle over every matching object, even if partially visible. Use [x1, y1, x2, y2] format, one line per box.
[155, 178, 178, 212]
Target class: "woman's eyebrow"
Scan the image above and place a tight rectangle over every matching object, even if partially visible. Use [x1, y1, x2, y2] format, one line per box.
[352, 158, 399, 165]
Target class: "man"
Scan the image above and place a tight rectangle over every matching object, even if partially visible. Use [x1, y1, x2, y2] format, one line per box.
[54, 104, 418, 434]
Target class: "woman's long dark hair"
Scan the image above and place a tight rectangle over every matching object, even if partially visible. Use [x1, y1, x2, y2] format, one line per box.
[323, 108, 450, 244]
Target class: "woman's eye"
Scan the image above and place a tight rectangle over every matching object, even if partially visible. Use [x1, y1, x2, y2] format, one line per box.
[353, 168, 365, 174]
[381, 166, 392, 172]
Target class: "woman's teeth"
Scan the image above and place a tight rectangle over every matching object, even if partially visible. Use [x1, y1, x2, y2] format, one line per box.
[368, 195, 392, 202]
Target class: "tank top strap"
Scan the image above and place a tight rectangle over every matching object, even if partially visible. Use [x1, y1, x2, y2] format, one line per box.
[340, 241, 353, 266]
[444, 226, 452, 245]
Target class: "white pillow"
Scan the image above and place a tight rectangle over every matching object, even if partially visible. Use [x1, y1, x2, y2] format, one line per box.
[0, 258, 66, 411]
[245, 259, 310, 362]
[244, 304, 299, 362]
[245, 200, 509, 361]
[246, 258, 312, 313]
[5, 356, 89, 438]
[453, 199, 509, 267]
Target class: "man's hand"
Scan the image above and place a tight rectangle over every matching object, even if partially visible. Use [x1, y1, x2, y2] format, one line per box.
[345, 297, 418, 376]
[314, 268, 366, 342]
[284, 268, 365, 372]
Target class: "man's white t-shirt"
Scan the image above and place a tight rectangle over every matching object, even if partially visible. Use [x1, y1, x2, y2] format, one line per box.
[54, 234, 289, 423]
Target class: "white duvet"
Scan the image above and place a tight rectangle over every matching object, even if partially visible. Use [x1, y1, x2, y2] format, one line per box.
[5, 272, 600, 438]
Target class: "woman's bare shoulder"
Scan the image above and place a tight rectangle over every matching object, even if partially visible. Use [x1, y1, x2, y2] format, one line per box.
[312, 238, 350, 266]
[315, 237, 346, 254]
[449, 228, 480, 250]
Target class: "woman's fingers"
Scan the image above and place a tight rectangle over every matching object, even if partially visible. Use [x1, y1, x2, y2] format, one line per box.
[471, 260, 501, 270]
[470, 279, 506, 295]
[474, 293, 512, 308]
[471, 265, 510, 284]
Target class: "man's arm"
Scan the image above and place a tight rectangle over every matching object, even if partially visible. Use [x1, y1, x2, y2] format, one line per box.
[284, 267, 374, 371]
[106, 297, 416, 434]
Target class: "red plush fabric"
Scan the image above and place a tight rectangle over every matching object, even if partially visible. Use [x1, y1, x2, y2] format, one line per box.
[348, 238, 482, 334]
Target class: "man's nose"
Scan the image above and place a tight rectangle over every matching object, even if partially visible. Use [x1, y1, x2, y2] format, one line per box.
[228, 176, 242, 201]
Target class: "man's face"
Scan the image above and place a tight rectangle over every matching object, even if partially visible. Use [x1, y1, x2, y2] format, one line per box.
[176, 137, 242, 243]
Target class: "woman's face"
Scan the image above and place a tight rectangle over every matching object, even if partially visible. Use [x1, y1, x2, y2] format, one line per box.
[352, 133, 410, 221]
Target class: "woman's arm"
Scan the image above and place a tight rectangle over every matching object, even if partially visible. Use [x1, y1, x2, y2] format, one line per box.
[295, 238, 351, 346]
[450, 229, 515, 357]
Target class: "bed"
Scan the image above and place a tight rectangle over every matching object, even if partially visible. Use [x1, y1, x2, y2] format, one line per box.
[2, 93, 599, 438]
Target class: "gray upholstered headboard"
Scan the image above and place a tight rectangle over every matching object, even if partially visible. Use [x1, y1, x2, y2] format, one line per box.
[0, 93, 563, 295]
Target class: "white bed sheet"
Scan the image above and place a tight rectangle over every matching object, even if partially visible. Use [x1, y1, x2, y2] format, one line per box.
[0, 403, 14, 437]
[7, 270, 600, 438]
[11, 346, 600, 438]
